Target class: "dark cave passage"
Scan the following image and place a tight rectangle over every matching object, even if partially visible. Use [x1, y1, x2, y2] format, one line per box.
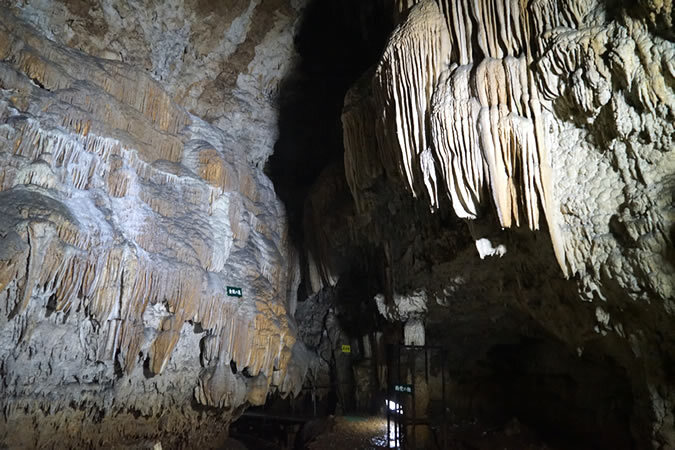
[266, 0, 394, 245]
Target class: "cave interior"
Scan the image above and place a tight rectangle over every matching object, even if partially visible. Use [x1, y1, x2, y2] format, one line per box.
[0, 0, 673, 449]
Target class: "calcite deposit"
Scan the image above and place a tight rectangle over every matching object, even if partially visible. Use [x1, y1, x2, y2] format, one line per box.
[306, 0, 674, 447]
[0, 0, 673, 448]
[346, 0, 674, 280]
[0, 1, 308, 448]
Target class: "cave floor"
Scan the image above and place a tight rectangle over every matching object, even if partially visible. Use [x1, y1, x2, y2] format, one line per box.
[307, 415, 565, 450]
[307, 415, 389, 449]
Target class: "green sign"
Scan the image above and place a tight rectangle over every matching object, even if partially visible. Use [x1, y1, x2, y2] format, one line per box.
[226, 286, 243, 297]
[341, 344, 351, 353]
[394, 384, 413, 394]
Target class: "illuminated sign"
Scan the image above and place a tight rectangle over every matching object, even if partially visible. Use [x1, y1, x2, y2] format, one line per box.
[394, 384, 413, 394]
[226, 286, 243, 297]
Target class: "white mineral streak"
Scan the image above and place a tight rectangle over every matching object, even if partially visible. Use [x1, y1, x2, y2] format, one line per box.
[0, 12, 307, 444]
[475, 238, 507, 259]
[375, 291, 428, 322]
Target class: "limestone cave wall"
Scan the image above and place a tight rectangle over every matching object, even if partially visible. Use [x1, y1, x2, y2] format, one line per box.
[0, 0, 673, 448]
[0, 1, 310, 448]
[302, 0, 674, 448]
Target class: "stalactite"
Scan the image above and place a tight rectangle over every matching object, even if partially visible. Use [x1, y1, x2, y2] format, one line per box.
[429, 64, 487, 219]
[342, 74, 382, 213]
[0, 11, 307, 421]
[344, 0, 581, 275]
[373, 0, 452, 199]
[1, 216, 299, 385]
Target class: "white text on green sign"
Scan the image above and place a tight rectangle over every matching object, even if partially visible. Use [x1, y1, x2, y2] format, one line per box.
[394, 384, 413, 394]
[227, 286, 243, 297]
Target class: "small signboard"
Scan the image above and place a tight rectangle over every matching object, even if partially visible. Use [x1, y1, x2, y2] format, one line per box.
[226, 286, 243, 297]
[341, 344, 351, 353]
[394, 384, 413, 394]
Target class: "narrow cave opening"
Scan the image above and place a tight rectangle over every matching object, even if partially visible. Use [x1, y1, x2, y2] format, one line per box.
[266, 0, 394, 245]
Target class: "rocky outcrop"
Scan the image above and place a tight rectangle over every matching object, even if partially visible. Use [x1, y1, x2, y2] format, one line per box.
[4, 0, 305, 167]
[303, 0, 674, 447]
[0, 2, 308, 448]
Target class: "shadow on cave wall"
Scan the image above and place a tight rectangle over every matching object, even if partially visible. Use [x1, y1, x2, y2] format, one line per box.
[478, 336, 635, 450]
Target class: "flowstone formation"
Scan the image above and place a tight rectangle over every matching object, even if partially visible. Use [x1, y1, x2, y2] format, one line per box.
[0, 1, 308, 448]
[303, 0, 674, 447]
[347, 0, 674, 282]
